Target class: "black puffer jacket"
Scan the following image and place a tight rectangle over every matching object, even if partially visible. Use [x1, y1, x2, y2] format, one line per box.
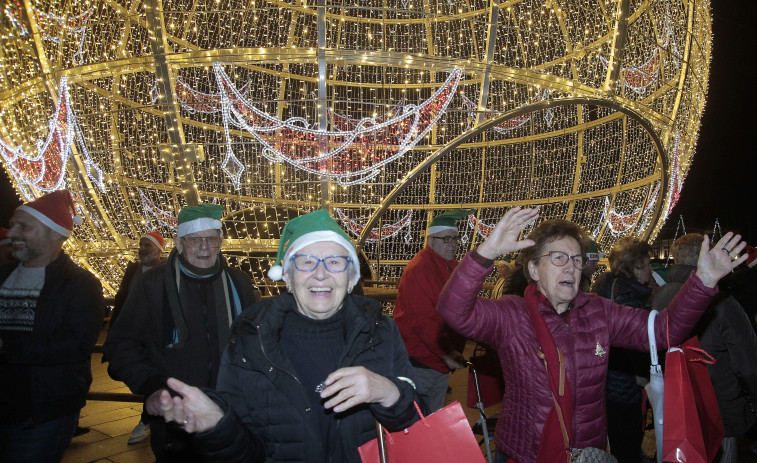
[591, 272, 652, 403]
[195, 293, 423, 463]
[652, 264, 757, 436]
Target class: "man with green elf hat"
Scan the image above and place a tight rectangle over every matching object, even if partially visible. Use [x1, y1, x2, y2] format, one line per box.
[150, 209, 424, 463]
[104, 203, 260, 463]
[394, 208, 473, 412]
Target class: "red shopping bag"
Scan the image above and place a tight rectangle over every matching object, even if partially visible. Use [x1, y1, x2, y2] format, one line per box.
[467, 344, 505, 408]
[662, 337, 725, 463]
[358, 401, 486, 463]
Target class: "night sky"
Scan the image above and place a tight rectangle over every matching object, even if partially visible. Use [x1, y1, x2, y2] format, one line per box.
[2, 2, 755, 242]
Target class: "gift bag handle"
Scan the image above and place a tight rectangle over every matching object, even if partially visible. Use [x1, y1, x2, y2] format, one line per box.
[374, 401, 429, 463]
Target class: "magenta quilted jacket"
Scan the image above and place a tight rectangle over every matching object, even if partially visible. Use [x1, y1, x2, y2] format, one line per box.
[438, 253, 716, 463]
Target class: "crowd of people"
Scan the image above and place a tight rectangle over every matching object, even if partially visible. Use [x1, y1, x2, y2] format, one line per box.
[2, 190, 757, 463]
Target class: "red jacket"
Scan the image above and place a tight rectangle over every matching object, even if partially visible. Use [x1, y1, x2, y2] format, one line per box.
[394, 246, 465, 373]
[438, 252, 716, 463]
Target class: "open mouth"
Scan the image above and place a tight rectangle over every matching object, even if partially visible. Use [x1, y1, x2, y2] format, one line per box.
[559, 280, 575, 287]
[309, 287, 333, 293]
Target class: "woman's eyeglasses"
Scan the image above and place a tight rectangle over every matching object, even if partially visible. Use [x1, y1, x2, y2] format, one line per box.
[538, 251, 587, 270]
[290, 254, 352, 273]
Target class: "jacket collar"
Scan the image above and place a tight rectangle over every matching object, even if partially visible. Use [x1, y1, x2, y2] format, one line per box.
[667, 264, 695, 283]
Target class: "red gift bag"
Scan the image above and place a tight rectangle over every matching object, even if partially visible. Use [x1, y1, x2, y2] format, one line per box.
[467, 344, 505, 409]
[662, 336, 725, 463]
[358, 401, 486, 463]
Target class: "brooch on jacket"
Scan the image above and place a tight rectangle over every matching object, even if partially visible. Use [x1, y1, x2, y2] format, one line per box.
[594, 341, 606, 358]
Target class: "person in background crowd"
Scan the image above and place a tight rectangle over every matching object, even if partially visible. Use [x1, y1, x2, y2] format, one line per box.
[652, 233, 757, 463]
[490, 260, 512, 300]
[151, 209, 424, 463]
[437, 207, 744, 463]
[109, 230, 166, 445]
[0, 190, 104, 463]
[580, 239, 602, 292]
[104, 203, 260, 462]
[590, 237, 656, 463]
[0, 227, 15, 265]
[393, 209, 471, 411]
[722, 245, 757, 333]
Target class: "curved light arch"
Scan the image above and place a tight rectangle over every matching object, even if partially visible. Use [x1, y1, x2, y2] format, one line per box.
[356, 97, 668, 249]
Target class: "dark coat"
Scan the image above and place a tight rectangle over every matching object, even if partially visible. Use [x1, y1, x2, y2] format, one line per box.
[194, 293, 423, 463]
[592, 272, 653, 400]
[438, 253, 716, 463]
[103, 251, 260, 398]
[0, 252, 104, 425]
[110, 258, 164, 329]
[652, 264, 757, 436]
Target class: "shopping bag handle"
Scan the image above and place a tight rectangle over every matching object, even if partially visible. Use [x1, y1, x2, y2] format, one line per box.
[684, 345, 716, 365]
[376, 400, 429, 452]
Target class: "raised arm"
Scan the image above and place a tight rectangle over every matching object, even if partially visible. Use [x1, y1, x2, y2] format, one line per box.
[438, 207, 538, 344]
[476, 207, 539, 259]
[695, 232, 747, 288]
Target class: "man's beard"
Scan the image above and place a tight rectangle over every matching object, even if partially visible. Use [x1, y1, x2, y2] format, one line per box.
[139, 250, 159, 266]
[11, 240, 44, 263]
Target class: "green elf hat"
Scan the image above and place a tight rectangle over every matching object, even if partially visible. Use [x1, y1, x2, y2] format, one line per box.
[177, 203, 224, 238]
[428, 209, 475, 235]
[267, 209, 360, 286]
[585, 240, 604, 261]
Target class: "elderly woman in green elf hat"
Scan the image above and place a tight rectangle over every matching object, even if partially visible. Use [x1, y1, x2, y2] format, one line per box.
[152, 209, 424, 463]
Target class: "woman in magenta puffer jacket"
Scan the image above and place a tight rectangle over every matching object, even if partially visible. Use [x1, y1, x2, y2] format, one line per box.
[437, 207, 746, 463]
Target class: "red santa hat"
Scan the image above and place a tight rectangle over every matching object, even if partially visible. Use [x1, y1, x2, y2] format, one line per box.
[141, 231, 165, 251]
[16, 190, 81, 238]
[745, 245, 757, 268]
[0, 228, 9, 247]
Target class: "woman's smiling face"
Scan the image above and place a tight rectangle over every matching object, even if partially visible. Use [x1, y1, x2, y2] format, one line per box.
[284, 241, 354, 320]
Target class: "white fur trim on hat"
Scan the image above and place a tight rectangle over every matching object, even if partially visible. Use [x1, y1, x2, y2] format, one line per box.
[177, 217, 222, 238]
[17, 205, 72, 238]
[427, 225, 458, 236]
[141, 233, 164, 251]
[277, 230, 360, 286]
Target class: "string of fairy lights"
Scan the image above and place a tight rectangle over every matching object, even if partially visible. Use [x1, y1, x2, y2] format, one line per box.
[0, 0, 711, 298]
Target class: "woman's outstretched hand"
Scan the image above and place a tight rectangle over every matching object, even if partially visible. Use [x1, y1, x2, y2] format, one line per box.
[477, 207, 539, 260]
[695, 232, 747, 288]
[156, 377, 224, 433]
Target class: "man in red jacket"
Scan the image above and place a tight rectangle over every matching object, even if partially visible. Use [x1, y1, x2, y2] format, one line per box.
[393, 209, 471, 411]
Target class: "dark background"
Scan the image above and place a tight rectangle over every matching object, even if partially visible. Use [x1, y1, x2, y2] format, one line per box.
[2, 2, 755, 242]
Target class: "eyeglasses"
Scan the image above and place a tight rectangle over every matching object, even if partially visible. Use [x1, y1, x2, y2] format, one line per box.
[290, 254, 352, 273]
[430, 235, 461, 244]
[182, 236, 222, 249]
[538, 251, 587, 270]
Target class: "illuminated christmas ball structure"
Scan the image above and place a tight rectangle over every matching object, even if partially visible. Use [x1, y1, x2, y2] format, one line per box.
[0, 0, 711, 296]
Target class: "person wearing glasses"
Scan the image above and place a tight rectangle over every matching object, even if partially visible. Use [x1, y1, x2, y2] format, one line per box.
[103, 203, 260, 463]
[437, 207, 746, 463]
[393, 209, 473, 411]
[148, 209, 423, 463]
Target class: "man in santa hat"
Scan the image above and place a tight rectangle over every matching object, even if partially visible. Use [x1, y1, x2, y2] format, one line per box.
[108, 230, 166, 445]
[0, 189, 104, 462]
